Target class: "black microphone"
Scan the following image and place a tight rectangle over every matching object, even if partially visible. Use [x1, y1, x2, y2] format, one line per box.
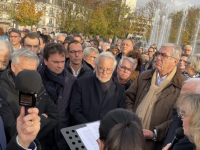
[15, 70, 42, 93]
[15, 70, 42, 114]
[168, 127, 185, 150]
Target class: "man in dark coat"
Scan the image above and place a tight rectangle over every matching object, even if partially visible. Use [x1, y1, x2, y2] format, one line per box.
[38, 43, 76, 150]
[65, 40, 93, 78]
[163, 79, 200, 150]
[0, 48, 58, 150]
[70, 52, 126, 125]
[126, 44, 186, 150]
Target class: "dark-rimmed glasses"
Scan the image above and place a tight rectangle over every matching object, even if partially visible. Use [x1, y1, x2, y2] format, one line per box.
[119, 65, 133, 73]
[155, 51, 174, 59]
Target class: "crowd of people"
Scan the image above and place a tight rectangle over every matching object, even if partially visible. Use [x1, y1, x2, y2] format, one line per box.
[0, 25, 199, 150]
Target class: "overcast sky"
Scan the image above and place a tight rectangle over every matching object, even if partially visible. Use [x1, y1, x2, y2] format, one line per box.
[136, 0, 200, 8]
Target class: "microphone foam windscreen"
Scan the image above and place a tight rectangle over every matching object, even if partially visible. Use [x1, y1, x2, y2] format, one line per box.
[15, 70, 42, 93]
[175, 127, 185, 139]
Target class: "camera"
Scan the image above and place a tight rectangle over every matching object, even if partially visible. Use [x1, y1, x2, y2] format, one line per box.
[19, 91, 38, 107]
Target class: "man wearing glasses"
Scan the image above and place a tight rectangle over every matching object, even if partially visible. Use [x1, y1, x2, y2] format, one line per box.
[65, 40, 93, 78]
[126, 43, 186, 150]
[183, 45, 192, 56]
[144, 47, 155, 70]
[70, 52, 126, 125]
[116, 57, 137, 90]
[9, 28, 21, 50]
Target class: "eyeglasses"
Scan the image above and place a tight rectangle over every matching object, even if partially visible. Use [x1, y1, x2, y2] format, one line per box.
[148, 51, 154, 53]
[155, 51, 174, 58]
[185, 49, 191, 52]
[97, 66, 113, 74]
[69, 50, 83, 54]
[185, 61, 191, 66]
[179, 59, 186, 63]
[0, 59, 9, 65]
[9, 36, 20, 38]
[177, 108, 188, 119]
[119, 65, 133, 73]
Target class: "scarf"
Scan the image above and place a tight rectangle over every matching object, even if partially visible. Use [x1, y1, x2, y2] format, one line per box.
[44, 66, 66, 104]
[136, 66, 177, 129]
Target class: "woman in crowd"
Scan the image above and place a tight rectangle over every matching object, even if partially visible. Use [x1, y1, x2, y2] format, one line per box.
[183, 54, 200, 79]
[127, 50, 142, 82]
[163, 94, 200, 150]
[98, 109, 146, 150]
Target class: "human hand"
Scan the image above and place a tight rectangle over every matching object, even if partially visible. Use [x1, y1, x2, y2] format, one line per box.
[162, 143, 171, 150]
[143, 129, 154, 139]
[17, 107, 41, 148]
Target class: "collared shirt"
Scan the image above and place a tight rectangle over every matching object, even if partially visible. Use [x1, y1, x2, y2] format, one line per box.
[14, 45, 21, 50]
[70, 65, 83, 77]
[16, 135, 37, 150]
[182, 71, 200, 79]
[157, 72, 168, 86]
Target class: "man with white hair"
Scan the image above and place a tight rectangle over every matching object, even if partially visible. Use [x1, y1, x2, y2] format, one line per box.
[0, 37, 13, 76]
[57, 33, 67, 45]
[101, 42, 110, 52]
[70, 52, 126, 125]
[126, 43, 186, 150]
[83, 47, 99, 68]
[116, 57, 137, 90]
[183, 45, 192, 55]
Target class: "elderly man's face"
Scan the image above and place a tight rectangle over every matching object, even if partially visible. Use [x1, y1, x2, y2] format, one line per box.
[0, 48, 10, 71]
[121, 40, 133, 55]
[178, 56, 188, 72]
[9, 32, 21, 46]
[96, 58, 114, 83]
[44, 53, 65, 75]
[117, 59, 134, 83]
[102, 44, 108, 52]
[155, 46, 178, 76]
[68, 43, 83, 65]
[184, 47, 192, 55]
[57, 36, 65, 44]
[11, 56, 38, 76]
[84, 51, 99, 68]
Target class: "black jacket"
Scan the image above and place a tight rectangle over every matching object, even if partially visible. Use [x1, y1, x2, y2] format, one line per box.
[163, 108, 195, 150]
[0, 69, 58, 150]
[116, 52, 122, 64]
[70, 74, 126, 125]
[65, 58, 93, 79]
[38, 65, 76, 150]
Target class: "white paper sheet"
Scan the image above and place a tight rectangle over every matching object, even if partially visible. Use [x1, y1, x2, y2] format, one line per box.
[76, 121, 100, 150]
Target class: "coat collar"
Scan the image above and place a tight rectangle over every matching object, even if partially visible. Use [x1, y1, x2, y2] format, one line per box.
[142, 67, 186, 89]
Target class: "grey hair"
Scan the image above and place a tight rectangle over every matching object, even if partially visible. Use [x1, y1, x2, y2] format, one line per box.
[184, 45, 192, 51]
[84, 46, 99, 57]
[95, 52, 117, 70]
[102, 42, 110, 49]
[123, 39, 133, 47]
[161, 43, 182, 59]
[82, 42, 91, 50]
[118, 56, 137, 71]
[57, 33, 67, 39]
[12, 48, 39, 67]
[184, 78, 200, 93]
[187, 54, 200, 72]
[0, 37, 14, 59]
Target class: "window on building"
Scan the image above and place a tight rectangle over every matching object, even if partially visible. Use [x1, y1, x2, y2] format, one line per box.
[49, 8, 53, 14]
[49, 18, 53, 24]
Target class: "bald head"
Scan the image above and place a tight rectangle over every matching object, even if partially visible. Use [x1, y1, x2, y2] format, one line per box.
[180, 78, 200, 95]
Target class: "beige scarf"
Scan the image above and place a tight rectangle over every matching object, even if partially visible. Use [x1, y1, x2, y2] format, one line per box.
[136, 67, 177, 129]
